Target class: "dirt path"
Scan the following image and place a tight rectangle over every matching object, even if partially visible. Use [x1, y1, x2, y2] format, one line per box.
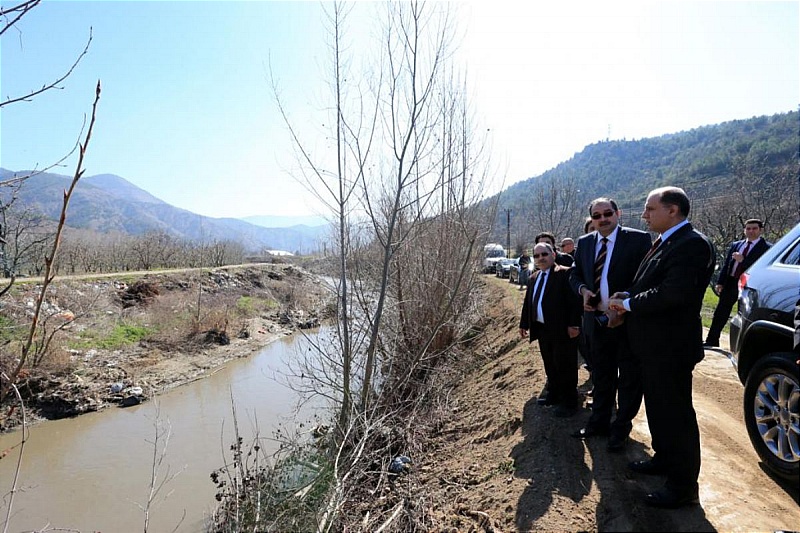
[411, 275, 799, 532]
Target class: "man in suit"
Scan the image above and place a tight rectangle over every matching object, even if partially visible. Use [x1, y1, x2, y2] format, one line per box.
[609, 186, 715, 509]
[568, 197, 652, 452]
[519, 242, 583, 418]
[704, 218, 771, 347]
[535, 231, 574, 267]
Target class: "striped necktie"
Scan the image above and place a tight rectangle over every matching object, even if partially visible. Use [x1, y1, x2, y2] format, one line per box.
[593, 237, 608, 291]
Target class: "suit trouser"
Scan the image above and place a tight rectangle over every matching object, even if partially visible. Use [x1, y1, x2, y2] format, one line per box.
[536, 325, 579, 407]
[586, 322, 643, 437]
[641, 354, 701, 494]
[707, 280, 738, 344]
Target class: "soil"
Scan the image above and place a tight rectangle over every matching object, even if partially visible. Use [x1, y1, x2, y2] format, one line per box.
[406, 275, 800, 532]
[0, 263, 332, 432]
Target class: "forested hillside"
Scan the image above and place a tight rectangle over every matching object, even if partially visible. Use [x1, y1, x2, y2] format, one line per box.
[491, 110, 799, 253]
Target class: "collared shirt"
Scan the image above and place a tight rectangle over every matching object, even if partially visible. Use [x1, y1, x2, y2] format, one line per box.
[594, 225, 620, 311]
[729, 237, 761, 276]
[621, 219, 689, 311]
[531, 268, 549, 323]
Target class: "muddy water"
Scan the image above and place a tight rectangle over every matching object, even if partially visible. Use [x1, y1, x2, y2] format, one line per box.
[0, 329, 327, 532]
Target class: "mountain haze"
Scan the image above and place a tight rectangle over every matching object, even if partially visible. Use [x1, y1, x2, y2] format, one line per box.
[0, 169, 330, 254]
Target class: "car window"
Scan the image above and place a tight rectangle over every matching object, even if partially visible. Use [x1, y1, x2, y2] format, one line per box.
[777, 238, 800, 266]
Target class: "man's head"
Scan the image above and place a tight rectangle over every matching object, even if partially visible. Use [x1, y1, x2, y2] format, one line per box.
[533, 242, 555, 271]
[584, 217, 594, 234]
[560, 238, 575, 254]
[534, 232, 556, 247]
[642, 186, 690, 234]
[744, 219, 764, 242]
[588, 197, 621, 237]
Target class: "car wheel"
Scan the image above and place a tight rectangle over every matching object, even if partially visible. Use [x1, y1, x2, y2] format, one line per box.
[742, 352, 800, 483]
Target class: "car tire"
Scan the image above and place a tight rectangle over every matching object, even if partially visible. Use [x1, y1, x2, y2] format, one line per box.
[742, 352, 800, 483]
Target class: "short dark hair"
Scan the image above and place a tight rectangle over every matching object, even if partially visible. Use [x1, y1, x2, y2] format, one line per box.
[588, 197, 619, 214]
[656, 187, 690, 218]
[744, 218, 764, 228]
[534, 232, 556, 246]
[584, 217, 593, 233]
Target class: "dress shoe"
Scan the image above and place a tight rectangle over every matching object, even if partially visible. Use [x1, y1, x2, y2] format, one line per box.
[628, 459, 667, 475]
[607, 434, 627, 452]
[571, 426, 609, 439]
[645, 488, 700, 509]
[553, 405, 577, 418]
[585, 387, 594, 398]
[702, 341, 718, 348]
[537, 395, 555, 406]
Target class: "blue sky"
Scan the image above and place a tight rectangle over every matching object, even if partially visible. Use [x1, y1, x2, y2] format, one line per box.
[1, 1, 798, 220]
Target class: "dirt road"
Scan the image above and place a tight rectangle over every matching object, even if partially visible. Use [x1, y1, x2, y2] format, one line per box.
[409, 276, 799, 532]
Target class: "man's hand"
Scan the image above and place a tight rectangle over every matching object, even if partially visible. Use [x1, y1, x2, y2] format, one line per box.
[581, 287, 598, 311]
[608, 298, 627, 314]
[567, 326, 580, 338]
[519, 328, 528, 339]
[715, 284, 723, 293]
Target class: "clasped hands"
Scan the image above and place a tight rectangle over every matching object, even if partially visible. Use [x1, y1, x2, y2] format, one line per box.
[582, 288, 628, 328]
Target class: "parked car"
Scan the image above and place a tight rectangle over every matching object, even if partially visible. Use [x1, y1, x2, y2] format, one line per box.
[482, 244, 506, 274]
[495, 257, 516, 279]
[727, 222, 800, 483]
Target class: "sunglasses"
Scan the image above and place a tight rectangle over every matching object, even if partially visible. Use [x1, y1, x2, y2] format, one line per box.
[533, 252, 550, 258]
[590, 210, 616, 220]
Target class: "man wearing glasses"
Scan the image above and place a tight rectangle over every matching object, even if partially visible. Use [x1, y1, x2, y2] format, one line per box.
[519, 242, 583, 418]
[568, 197, 652, 452]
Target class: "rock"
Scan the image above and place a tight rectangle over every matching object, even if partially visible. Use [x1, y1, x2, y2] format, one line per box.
[110, 382, 124, 393]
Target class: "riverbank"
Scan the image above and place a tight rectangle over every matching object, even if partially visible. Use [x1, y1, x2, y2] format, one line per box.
[0, 263, 333, 432]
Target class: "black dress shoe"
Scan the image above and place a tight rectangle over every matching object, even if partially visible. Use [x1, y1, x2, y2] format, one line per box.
[607, 434, 627, 452]
[537, 396, 555, 406]
[702, 341, 718, 348]
[571, 426, 609, 439]
[628, 459, 667, 475]
[645, 488, 700, 509]
[554, 405, 577, 418]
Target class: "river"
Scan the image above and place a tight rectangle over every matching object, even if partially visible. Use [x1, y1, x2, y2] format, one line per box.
[0, 329, 327, 532]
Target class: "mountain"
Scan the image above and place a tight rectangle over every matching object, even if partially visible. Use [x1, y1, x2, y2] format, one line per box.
[489, 110, 799, 241]
[242, 214, 328, 228]
[0, 169, 330, 254]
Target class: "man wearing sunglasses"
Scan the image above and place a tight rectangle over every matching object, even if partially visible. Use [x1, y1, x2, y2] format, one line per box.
[519, 242, 583, 418]
[568, 197, 652, 452]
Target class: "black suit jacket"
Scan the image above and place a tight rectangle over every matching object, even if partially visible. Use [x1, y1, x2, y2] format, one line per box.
[569, 227, 652, 298]
[520, 265, 581, 342]
[717, 237, 771, 286]
[626, 223, 716, 361]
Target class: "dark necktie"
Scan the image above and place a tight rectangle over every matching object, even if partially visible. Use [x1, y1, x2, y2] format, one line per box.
[732, 241, 752, 279]
[634, 237, 662, 280]
[593, 237, 608, 291]
[531, 270, 547, 322]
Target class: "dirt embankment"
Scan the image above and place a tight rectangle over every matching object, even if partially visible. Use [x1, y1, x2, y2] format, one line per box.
[400, 275, 799, 532]
[0, 263, 333, 432]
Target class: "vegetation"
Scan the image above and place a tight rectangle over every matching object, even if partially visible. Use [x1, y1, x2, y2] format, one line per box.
[494, 110, 799, 257]
[71, 323, 154, 350]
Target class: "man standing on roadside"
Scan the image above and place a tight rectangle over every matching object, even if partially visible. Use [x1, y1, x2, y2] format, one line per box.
[609, 186, 715, 509]
[560, 237, 576, 258]
[520, 242, 583, 417]
[704, 219, 771, 347]
[569, 197, 652, 452]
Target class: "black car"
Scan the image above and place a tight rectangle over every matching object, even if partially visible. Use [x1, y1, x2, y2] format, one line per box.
[495, 258, 516, 279]
[728, 222, 800, 483]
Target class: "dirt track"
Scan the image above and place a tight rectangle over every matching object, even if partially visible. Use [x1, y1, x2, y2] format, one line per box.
[409, 275, 799, 532]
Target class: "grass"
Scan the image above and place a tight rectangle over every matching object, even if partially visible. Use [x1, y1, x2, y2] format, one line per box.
[235, 295, 277, 315]
[70, 323, 155, 350]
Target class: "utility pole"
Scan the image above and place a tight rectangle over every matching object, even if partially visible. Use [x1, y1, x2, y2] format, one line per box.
[505, 208, 511, 257]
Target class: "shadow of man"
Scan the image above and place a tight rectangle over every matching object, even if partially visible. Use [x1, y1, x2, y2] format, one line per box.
[510, 396, 592, 531]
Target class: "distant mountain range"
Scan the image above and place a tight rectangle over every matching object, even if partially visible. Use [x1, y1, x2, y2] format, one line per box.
[0, 169, 330, 254]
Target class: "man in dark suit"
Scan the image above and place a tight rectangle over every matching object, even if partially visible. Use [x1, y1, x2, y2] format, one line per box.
[535, 231, 574, 267]
[520, 242, 583, 418]
[609, 186, 715, 509]
[704, 218, 771, 347]
[568, 197, 652, 452]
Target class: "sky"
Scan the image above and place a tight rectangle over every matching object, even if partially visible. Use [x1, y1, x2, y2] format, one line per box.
[1, 0, 797, 220]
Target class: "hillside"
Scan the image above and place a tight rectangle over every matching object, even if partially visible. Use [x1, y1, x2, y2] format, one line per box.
[0, 169, 329, 254]
[491, 110, 799, 244]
